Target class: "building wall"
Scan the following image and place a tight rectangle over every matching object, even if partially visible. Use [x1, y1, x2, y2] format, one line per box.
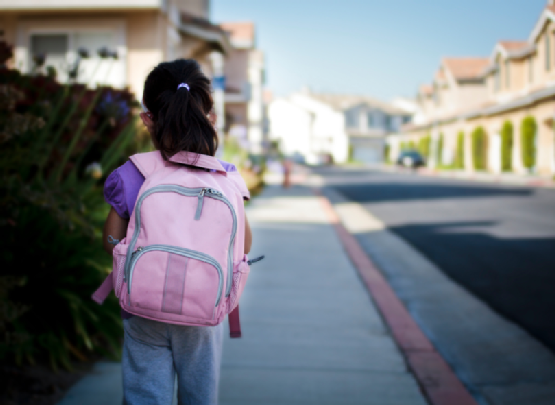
[223, 48, 249, 93]
[127, 11, 164, 98]
[533, 19, 555, 86]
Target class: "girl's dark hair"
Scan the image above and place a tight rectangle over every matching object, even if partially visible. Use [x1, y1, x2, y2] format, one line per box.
[142, 59, 218, 159]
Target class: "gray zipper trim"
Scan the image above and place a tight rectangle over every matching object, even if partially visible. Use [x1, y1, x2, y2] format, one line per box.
[204, 191, 237, 297]
[124, 185, 237, 298]
[128, 244, 224, 307]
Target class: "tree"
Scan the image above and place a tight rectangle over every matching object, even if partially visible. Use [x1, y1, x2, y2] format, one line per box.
[471, 126, 488, 170]
[520, 116, 537, 170]
[501, 121, 513, 172]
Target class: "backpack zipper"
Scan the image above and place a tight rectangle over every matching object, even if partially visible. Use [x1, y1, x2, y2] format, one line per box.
[127, 244, 224, 307]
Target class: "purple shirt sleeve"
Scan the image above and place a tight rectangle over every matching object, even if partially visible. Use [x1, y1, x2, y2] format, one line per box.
[217, 159, 237, 172]
[104, 160, 145, 219]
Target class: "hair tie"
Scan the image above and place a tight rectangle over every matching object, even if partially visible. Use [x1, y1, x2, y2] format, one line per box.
[177, 83, 190, 91]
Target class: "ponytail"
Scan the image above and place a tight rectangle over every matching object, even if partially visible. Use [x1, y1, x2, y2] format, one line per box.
[142, 59, 218, 159]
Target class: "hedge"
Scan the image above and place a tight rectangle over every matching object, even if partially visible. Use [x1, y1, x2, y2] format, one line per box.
[455, 131, 465, 169]
[384, 143, 391, 163]
[436, 133, 444, 166]
[0, 41, 144, 371]
[520, 116, 537, 170]
[418, 135, 431, 159]
[471, 126, 488, 170]
[501, 121, 513, 172]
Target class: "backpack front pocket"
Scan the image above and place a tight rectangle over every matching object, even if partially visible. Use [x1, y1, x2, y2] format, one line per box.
[128, 245, 223, 320]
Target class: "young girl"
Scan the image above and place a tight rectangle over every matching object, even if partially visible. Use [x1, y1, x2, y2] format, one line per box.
[102, 59, 252, 405]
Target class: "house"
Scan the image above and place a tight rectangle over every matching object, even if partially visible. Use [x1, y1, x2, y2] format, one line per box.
[0, 0, 231, 101]
[397, 2, 555, 176]
[219, 22, 266, 155]
[392, 57, 490, 167]
[269, 90, 412, 165]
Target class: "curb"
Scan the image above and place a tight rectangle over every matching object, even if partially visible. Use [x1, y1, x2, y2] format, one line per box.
[314, 189, 479, 405]
[383, 165, 555, 189]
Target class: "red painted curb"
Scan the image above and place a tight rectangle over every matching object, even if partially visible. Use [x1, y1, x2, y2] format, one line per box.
[315, 190, 478, 405]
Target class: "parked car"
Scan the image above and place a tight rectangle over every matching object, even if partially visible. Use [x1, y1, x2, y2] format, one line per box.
[396, 150, 426, 168]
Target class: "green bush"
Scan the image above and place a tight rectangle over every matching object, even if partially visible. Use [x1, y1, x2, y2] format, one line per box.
[384, 143, 391, 163]
[0, 42, 141, 370]
[408, 140, 416, 150]
[418, 135, 431, 159]
[501, 121, 513, 172]
[471, 126, 488, 170]
[436, 133, 444, 166]
[455, 131, 465, 169]
[520, 116, 537, 170]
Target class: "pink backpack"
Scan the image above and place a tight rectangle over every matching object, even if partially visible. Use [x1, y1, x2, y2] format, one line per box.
[93, 151, 250, 337]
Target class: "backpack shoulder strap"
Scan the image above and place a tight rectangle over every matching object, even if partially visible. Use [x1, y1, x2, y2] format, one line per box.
[227, 172, 251, 200]
[129, 151, 165, 178]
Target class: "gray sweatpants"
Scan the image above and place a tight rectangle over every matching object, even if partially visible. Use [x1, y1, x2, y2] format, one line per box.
[122, 316, 224, 405]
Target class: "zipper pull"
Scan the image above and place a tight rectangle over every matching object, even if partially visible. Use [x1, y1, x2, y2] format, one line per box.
[195, 188, 206, 220]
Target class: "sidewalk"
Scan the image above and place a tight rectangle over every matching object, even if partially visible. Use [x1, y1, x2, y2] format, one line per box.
[219, 185, 427, 405]
[57, 183, 428, 405]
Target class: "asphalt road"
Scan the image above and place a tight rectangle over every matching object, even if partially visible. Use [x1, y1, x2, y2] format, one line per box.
[317, 166, 555, 352]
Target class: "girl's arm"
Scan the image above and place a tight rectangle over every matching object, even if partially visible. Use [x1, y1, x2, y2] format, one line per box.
[244, 213, 252, 254]
[102, 207, 129, 254]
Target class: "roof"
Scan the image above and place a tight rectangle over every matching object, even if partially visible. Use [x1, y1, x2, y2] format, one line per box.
[419, 84, 433, 97]
[499, 41, 529, 52]
[308, 93, 410, 115]
[442, 58, 490, 80]
[0, 0, 160, 10]
[530, 4, 555, 42]
[180, 12, 232, 55]
[220, 22, 255, 48]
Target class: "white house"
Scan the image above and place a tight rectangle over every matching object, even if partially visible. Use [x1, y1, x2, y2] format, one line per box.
[269, 89, 412, 164]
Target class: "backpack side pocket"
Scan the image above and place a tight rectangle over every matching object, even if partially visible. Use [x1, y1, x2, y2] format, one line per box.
[227, 255, 250, 313]
[112, 240, 128, 299]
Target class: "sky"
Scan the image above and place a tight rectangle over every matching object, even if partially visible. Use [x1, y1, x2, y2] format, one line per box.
[211, 0, 547, 101]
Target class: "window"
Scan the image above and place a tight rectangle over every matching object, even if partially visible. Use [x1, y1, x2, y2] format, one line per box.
[505, 59, 510, 89]
[529, 56, 534, 83]
[31, 34, 69, 80]
[346, 111, 358, 128]
[433, 83, 440, 105]
[383, 115, 392, 132]
[29, 31, 123, 88]
[494, 69, 500, 92]
[367, 112, 374, 129]
[546, 32, 551, 71]
[505, 59, 511, 90]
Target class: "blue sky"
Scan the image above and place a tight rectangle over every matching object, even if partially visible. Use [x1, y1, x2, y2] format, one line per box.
[211, 0, 547, 101]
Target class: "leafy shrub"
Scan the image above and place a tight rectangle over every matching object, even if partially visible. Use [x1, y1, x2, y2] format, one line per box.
[437, 133, 444, 166]
[418, 135, 431, 159]
[408, 140, 416, 150]
[471, 126, 488, 170]
[455, 131, 465, 169]
[384, 143, 391, 163]
[501, 121, 513, 172]
[0, 41, 141, 370]
[520, 116, 537, 170]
